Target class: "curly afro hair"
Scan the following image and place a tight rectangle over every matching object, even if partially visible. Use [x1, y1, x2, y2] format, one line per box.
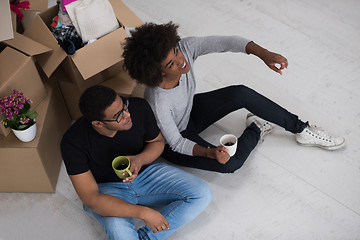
[122, 22, 181, 87]
[79, 85, 117, 121]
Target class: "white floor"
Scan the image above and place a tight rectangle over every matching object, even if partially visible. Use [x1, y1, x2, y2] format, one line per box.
[1, 0, 360, 239]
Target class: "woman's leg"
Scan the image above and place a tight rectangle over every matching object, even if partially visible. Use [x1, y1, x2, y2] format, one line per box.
[164, 85, 306, 173]
[191, 85, 306, 133]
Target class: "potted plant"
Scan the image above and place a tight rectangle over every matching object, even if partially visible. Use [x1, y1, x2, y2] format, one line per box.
[0, 89, 38, 142]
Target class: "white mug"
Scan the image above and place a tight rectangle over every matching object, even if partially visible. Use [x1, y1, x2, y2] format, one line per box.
[220, 134, 238, 157]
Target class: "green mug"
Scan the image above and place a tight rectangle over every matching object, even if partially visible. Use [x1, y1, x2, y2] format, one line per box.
[112, 156, 132, 179]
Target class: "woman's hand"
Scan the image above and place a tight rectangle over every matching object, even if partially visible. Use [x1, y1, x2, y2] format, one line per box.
[259, 49, 288, 75]
[206, 146, 231, 164]
[245, 41, 288, 75]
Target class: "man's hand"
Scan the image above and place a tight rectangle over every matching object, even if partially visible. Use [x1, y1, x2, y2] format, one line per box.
[122, 156, 143, 182]
[141, 208, 169, 233]
[206, 146, 231, 164]
[259, 49, 288, 75]
[122, 132, 165, 183]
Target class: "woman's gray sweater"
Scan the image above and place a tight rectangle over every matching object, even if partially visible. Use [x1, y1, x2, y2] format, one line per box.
[145, 35, 251, 156]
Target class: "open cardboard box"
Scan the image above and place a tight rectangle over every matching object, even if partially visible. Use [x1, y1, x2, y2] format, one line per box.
[0, 78, 71, 193]
[0, 33, 51, 136]
[56, 63, 137, 120]
[23, 0, 143, 91]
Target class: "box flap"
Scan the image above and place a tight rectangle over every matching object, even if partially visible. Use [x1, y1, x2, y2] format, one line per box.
[3, 32, 52, 57]
[0, 1, 14, 42]
[109, 0, 143, 27]
[23, 13, 67, 77]
[70, 28, 127, 80]
[28, 0, 48, 11]
[0, 47, 28, 88]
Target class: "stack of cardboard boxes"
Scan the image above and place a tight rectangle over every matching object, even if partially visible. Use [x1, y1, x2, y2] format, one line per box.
[0, 0, 145, 192]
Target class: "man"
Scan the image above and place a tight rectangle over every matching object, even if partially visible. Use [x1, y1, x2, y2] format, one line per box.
[122, 22, 345, 173]
[60, 85, 212, 240]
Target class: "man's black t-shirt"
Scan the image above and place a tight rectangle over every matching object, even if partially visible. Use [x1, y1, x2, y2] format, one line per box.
[60, 98, 160, 183]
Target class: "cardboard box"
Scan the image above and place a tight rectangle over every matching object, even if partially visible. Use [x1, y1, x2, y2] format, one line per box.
[0, 1, 14, 42]
[56, 64, 137, 120]
[23, 0, 143, 87]
[0, 35, 51, 136]
[0, 78, 71, 193]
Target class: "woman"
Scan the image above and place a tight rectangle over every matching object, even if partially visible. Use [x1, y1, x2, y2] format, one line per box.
[122, 22, 345, 173]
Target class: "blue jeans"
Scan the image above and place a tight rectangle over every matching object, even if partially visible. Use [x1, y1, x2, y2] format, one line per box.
[163, 85, 307, 173]
[84, 162, 212, 240]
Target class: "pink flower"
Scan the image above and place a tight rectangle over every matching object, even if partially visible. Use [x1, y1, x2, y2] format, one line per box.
[7, 112, 13, 121]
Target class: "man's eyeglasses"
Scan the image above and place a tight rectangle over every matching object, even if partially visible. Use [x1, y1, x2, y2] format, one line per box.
[102, 98, 129, 123]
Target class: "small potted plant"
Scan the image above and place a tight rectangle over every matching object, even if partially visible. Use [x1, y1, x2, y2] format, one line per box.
[0, 89, 38, 142]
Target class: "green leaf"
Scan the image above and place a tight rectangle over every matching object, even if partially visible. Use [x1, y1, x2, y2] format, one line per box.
[26, 110, 38, 119]
[17, 124, 28, 130]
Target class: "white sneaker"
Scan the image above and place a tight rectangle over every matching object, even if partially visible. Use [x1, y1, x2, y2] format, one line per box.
[246, 113, 274, 142]
[296, 124, 345, 150]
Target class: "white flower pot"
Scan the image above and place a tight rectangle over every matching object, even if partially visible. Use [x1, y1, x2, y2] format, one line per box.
[12, 123, 37, 142]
